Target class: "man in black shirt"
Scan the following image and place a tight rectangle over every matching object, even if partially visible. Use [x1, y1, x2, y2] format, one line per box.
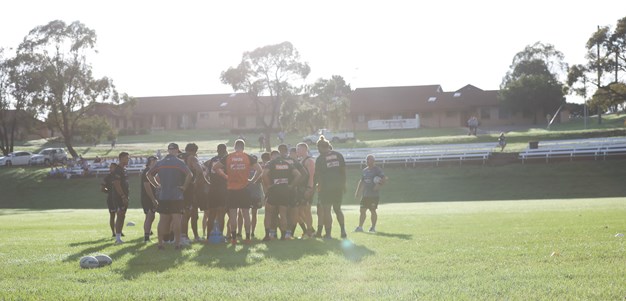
[314, 136, 347, 239]
[111, 152, 130, 244]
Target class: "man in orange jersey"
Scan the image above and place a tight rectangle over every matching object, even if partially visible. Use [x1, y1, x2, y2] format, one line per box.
[212, 139, 262, 244]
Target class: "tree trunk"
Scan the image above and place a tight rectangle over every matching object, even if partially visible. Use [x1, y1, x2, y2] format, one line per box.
[264, 129, 272, 152]
[64, 135, 78, 159]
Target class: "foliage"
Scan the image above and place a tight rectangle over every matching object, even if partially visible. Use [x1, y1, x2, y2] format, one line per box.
[568, 17, 626, 123]
[220, 41, 310, 151]
[500, 43, 566, 124]
[16, 20, 128, 159]
[74, 115, 113, 145]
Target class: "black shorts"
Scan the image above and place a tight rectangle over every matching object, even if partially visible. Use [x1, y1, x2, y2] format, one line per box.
[141, 198, 156, 214]
[106, 196, 116, 213]
[318, 187, 343, 206]
[360, 197, 380, 209]
[196, 185, 210, 211]
[267, 186, 294, 207]
[157, 200, 184, 215]
[111, 196, 128, 212]
[227, 188, 251, 209]
[208, 186, 227, 209]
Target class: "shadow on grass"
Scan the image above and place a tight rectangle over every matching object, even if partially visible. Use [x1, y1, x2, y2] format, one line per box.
[189, 238, 375, 270]
[370, 231, 412, 240]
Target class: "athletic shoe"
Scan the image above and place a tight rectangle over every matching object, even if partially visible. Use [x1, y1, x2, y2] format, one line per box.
[368, 227, 376, 233]
[354, 227, 364, 232]
[115, 238, 124, 244]
[323, 234, 332, 240]
[194, 237, 203, 243]
[341, 232, 348, 239]
[180, 239, 191, 246]
[143, 239, 152, 243]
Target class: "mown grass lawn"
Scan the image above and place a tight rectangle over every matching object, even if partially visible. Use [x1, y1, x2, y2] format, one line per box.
[0, 198, 624, 300]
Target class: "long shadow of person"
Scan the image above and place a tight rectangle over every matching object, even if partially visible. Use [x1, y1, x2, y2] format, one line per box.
[369, 231, 413, 240]
[191, 242, 255, 270]
[64, 239, 116, 262]
[120, 242, 191, 280]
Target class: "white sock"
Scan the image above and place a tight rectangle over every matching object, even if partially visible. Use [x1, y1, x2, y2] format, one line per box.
[116, 233, 121, 240]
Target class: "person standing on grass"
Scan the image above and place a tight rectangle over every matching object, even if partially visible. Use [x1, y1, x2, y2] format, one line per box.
[314, 136, 348, 239]
[147, 143, 193, 250]
[248, 154, 265, 239]
[263, 146, 302, 240]
[111, 152, 130, 244]
[141, 156, 159, 242]
[100, 162, 119, 238]
[212, 139, 263, 245]
[203, 144, 229, 239]
[297, 142, 316, 238]
[181, 143, 209, 243]
[354, 154, 387, 233]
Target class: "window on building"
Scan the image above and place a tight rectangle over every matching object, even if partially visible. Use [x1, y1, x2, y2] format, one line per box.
[480, 107, 491, 120]
[453, 92, 461, 97]
[498, 108, 510, 120]
[428, 97, 437, 102]
[237, 116, 246, 128]
[446, 111, 457, 117]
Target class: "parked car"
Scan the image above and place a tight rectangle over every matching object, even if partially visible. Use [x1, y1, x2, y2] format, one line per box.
[29, 148, 68, 166]
[302, 129, 355, 144]
[0, 151, 33, 166]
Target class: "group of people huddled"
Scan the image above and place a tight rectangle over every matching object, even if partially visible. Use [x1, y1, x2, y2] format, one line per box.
[100, 135, 387, 250]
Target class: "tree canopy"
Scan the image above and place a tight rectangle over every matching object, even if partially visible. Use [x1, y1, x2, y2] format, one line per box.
[221, 41, 310, 151]
[500, 43, 566, 124]
[16, 20, 126, 158]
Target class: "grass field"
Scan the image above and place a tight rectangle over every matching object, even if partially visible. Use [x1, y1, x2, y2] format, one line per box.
[0, 198, 624, 300]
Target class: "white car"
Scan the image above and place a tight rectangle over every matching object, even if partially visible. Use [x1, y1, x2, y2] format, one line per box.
[0, 151, 33, 166]
[29, 148, 68, 166]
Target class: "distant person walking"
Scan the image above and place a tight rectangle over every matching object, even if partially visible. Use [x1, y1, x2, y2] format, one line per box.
[467, 116, 479, 136]
[354, 154, 387, 233]
[498, 132, 507, 151]
[314, 136, 347, 239]
[147, 143, 193, 250]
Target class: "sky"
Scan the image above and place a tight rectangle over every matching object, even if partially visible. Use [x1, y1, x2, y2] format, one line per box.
[1, 0, 625, 103]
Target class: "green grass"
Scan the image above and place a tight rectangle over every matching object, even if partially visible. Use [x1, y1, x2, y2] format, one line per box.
[0, 198, 624, 300]
[3, 159, 626, 209]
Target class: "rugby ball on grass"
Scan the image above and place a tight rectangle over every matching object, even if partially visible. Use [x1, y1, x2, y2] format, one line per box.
[95, 254, 113, 267]
[79, 256, 100, 269]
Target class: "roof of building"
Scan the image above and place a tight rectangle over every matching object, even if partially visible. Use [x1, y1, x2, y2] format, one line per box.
[133, 93, 258, 115]
[349, 84, 500, 113]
